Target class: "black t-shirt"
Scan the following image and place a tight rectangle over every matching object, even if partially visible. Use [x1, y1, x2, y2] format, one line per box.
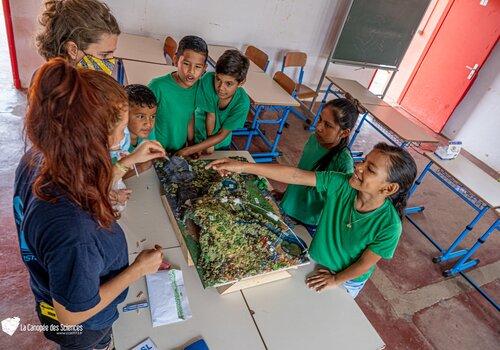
[13, 150, 129, 330]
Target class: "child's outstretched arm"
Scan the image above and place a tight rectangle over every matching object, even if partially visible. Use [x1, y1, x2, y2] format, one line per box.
[206, 158, 316, 186]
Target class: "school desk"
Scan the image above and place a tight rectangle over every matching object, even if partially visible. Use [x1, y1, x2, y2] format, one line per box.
[317, 77, 438, 152]
[233, 71, 301, 162]
[115, 33, 167, 65]
[207, 44, 264, 72]
[114, 151, 385, 349]
[405, 152, 500, 309]
[122, 59, 176, 85]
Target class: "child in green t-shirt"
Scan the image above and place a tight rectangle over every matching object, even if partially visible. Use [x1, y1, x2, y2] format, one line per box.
[177, 49, 250, 157]
[148, 36, 208, 152]
[125, 84, 157, 152]
[207, 143, 417, 298]
[280, 96, 363, 234]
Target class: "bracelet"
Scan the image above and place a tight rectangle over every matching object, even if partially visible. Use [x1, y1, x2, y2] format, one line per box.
[115, 161, 130, 173]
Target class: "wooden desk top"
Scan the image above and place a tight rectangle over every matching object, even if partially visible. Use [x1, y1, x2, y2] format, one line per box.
[208, 44, 264, 72]
[115, 33, 166, 65]
[244, 71, 300, 107]
[363, 104, 438, 144]
[426, 152, 500, 208]
[326, 76, 390, 106]
[123, 59, 176, 85]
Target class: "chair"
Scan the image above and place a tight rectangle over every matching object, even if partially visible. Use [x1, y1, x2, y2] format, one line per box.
[245, 45, 269, 72]
[280, 51, 319, 128]
[281, 51, 317, 100]
[163, 36, 177, 65]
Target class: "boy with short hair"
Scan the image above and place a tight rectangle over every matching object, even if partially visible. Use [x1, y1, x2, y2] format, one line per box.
[148, 35, 208, 152]
[124, 84, 157, 152]
[178, 49, 250, 157]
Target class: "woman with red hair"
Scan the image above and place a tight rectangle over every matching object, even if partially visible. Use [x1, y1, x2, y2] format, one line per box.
[13, 58, 165, 349]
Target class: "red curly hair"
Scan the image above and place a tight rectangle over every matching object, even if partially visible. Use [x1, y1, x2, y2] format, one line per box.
[26, 58, 128, 227]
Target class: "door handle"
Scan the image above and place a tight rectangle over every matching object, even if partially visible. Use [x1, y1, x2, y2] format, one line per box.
[466, 64, 479, 80]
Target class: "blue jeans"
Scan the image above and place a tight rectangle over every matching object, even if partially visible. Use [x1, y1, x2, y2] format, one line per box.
[342, 279, 367, 298]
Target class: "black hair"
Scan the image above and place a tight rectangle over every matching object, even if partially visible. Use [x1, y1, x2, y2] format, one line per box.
[216, 49, 250, 83]
[312, 93, 364, 170]
[176, 35, 208, 61]
[124, 84, 157, 108]
[374, 143, 417, 219]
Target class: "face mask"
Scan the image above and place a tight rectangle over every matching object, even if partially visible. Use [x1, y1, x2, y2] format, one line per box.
[77, 52, 116, 76]
[110, 127, 131, 163]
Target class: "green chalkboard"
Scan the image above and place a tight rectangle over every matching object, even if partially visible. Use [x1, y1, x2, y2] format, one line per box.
[333, 0, 431, 69]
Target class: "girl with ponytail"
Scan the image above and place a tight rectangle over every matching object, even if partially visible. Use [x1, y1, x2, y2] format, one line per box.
[280, 94, 363, 234]
[207, 142, 417, 298]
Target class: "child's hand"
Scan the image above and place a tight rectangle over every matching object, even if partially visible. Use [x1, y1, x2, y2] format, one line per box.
[176, 147, 194, 158]
[203, 146, 215, 155]
[109, 189, 132, 205]
[205, 158, 246, 176]
[306, 269, 340, 292]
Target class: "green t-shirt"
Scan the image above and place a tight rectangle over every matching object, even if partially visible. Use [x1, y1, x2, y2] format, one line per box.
[128, 129, 156, 153]
[309, 172, 402, 282]
[148, 73, 199, 152]
[280, 135, 353, 225]
[194, 72, 250, 149]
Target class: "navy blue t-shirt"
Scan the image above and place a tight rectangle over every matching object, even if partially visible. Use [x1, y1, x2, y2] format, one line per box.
[13, 150, 129, 330]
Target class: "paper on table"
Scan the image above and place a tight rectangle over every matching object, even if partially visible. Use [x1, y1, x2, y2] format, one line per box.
[145, 269, 192, 327]
[131, 337, 159, 350]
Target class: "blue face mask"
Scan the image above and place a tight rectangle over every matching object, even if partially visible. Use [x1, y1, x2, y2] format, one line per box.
[110, 127, 131, 163]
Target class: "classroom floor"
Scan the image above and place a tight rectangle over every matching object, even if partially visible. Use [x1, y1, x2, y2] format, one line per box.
[1, 33, 498, 350]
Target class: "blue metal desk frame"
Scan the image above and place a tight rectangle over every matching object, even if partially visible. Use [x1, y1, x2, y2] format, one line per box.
[232, 103, 292, 163]
[405, 160, 499, 310]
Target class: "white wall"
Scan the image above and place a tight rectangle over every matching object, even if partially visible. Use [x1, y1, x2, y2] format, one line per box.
[10, 0, 375, 89]
[442, 43, 500, 171]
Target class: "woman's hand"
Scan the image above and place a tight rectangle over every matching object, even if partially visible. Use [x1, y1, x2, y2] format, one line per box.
[205, 158, 247, 176]
[306, 269, 340, 292]
[127, 141, 166, 165]
[131, 245, 164, 277]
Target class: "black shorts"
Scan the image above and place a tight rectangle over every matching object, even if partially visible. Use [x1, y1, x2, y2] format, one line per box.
[36, 303, 113, 350]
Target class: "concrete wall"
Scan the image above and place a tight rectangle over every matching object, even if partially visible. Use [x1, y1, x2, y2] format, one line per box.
[10, 0, 375, 89]
[442, 43, 500, 171]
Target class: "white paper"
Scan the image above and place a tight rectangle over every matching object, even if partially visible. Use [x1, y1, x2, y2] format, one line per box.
[130, 337, 159, 350]
[146, 269, 192, 327]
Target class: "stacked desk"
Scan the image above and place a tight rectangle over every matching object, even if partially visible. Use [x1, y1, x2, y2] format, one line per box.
[113, 151, 385, 349]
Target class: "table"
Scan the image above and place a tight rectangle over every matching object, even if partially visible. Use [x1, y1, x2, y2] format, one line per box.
[324, 76, 438, 149]
[208, 44, 264, 72]
[123, 59, 176, 85]
[113, 151, 385, 349]
[405, 152, 500, 309]
[115, 33, 166, 65]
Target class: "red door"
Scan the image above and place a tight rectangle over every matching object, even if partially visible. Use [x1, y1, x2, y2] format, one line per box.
[400, 0, 500, 133]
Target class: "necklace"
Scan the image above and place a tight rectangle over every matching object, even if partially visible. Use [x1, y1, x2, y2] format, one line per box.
[346, 199, 378, 229]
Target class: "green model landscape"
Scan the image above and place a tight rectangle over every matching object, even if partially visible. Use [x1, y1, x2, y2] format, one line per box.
[155, 157, 309, 287]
